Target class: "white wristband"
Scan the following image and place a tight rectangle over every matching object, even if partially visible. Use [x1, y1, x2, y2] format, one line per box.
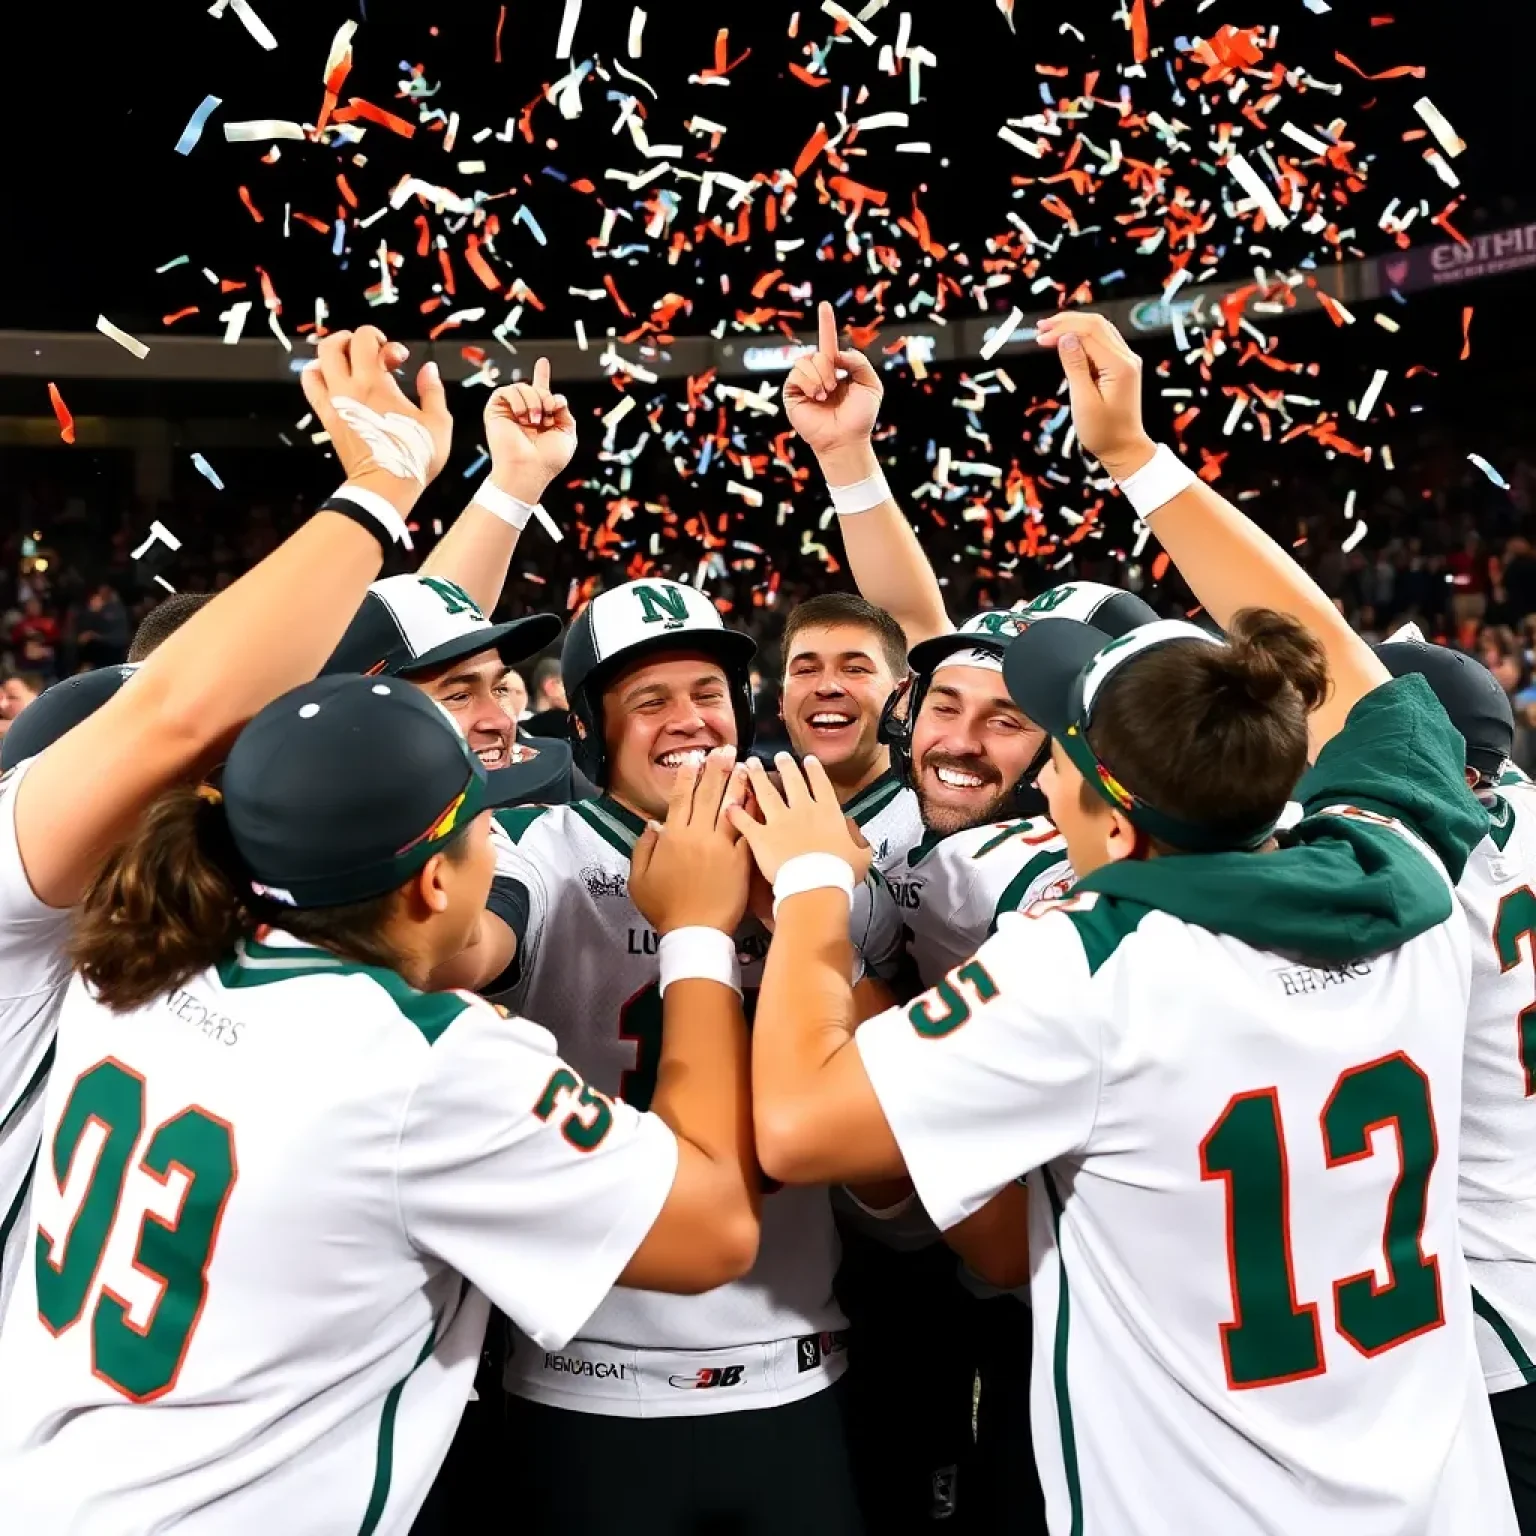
[657, 927, 742, 997]
[473, 477, 538, 530]
[827, 470, 891, 517]
[330, 483, 413, 551]
[1113, 443, 1198, 520]
[773, 853, 856, 917]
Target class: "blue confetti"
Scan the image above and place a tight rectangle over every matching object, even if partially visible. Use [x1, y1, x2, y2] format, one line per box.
[174, 95, 222, 156]
[1468, 454, 1511, 490]
[332, 220, 346, 257]
[190, 453, 225, 490]
[513, 204, 548, 246]
[462, 446, 490, 479]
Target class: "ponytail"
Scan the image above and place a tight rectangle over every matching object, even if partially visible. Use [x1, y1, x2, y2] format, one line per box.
[70, 785, 248, 1012]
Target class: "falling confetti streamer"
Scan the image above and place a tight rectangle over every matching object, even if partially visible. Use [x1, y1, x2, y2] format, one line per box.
[46, 383, 75, 444]
[96, 316, 151, 359]
[174, 95, 222, 155]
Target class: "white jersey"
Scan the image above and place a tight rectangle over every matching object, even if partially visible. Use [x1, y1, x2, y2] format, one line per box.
[857, 678, 1515, 1534]
[890, 815, 1073, 987]
[491, 796, 901, 1416]
[0, 758, 74, 1324]
[843, 768, 924, 876]
[1456, 777, 1536, 1392]
[0, 930, 675, 1535]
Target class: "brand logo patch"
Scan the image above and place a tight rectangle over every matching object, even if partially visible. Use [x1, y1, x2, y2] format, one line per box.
[668, 1364, 745, 1389]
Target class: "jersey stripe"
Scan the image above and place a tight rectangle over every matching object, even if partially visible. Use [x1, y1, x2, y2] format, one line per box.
[1472, 1286, 1536, 1388]
[0, 1036, 54, 1139]
[1043, 1170, 1084, 1536]
[570, 799, 639, 859]
[989, 849, 1071, 934]
[845, 772, 902, 828]
[357, 1328, 439, 1536]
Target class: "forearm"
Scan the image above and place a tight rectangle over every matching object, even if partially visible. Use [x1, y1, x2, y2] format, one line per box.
[1136, 462, 1388, 751]
[818, 441, 949, 645]
[942, 1180, 1031, 1290]
[418, 465, 550, 617]
[649, 980, 758, 1216]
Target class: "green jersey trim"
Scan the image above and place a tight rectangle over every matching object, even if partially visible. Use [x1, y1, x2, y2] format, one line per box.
[1488, 797, 1517, 854]
[1043, 1171, 1084, 1536]
[1472, 1287, 1536, 1387]
[905, 829, 950, 869]
[0, 1037, 54, 1140]
[571, 797, 642, 860]
[1063, 897, 1153, 977]
[989, 848, 1073, 935]
[845, 769, 903, 828]
[494, 805, 553, 844]
[357, 1326, 439, 1535]
[216, 938, 470, 1044]
[0, 1154, 33, 1300]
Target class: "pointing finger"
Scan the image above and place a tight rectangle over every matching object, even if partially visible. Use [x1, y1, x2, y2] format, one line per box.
[533, 356, 552, 393]
[817, 300, 838, 358]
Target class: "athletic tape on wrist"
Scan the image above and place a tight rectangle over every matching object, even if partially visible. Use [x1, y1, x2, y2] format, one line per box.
[330, 396, 436, 484]
[827, 470, 891, 517]
[658, 927, 742, 997]
[472, 477, 565, 543]
[772, 853, 856, 917]
[322, 484, 413, 552]
[1114, 443, 1198, 520]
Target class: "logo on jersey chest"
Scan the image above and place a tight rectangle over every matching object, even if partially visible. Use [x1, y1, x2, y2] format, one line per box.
[887, 876, 926, 909]
[1271, 960, 1373, 997]
[582, 864, 630, 900]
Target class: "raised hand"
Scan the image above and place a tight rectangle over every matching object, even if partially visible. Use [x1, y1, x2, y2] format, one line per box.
[630, 747, 752, 936]
[729, 753, 873, 889]
[301, 327, 452, 499]
[783, 301, 885, 462]
[1033, 312, 1155, 479]
[484, 356, 578, 504]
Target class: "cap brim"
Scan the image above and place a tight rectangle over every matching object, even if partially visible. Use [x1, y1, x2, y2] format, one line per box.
[908, 631, 1005, 676]
[398, 612, 563, 677]
[0, 666, 137, 772]
[481, 737, 577, 808]
[1002, 618, 1113, 738]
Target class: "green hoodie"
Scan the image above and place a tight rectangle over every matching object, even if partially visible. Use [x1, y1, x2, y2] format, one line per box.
[1072, 675, 1487, 966]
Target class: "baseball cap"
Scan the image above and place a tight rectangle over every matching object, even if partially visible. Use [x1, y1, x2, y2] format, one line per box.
[1374, 640, 1514, 778]
[1, 665, 138, 772]
[1003, 617, 1278, 852]
[221, 674, 526, 909]
[324, 575, 561, 679]
[1019, 581, 1159, 636]
[907, 611, 1032, 677]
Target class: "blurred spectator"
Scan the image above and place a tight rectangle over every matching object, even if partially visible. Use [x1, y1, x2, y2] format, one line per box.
[1, 673, 43, 722]
[502, 667, 529, 722]
[522, 657, 570, 739]
[74, 582, 130, 670]
[10, 598, 59, 681]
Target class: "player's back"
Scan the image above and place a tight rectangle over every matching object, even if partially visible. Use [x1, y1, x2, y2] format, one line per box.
[1457, 778, 1536, 1389]
[0, 933, 489, 1534]
[1027, 870, 1506, 1533]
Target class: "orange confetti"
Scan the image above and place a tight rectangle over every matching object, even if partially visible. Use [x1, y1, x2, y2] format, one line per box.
[494, 3, 506, 62]
[464, 234, 501, 292]
[332, 98, 417, 138]
[1460, 306, 1474, 360]
[1129, 0, 1149, 64]
[1150, 552, 1170, 582]
[237, 186, 263, 223]
[604, 273, 633, 318]
[336, 173, 358, 209]
[1333, 49, 1425, 80]
[789, 63, 829, 88]
[794, 123, 829, 178]
[161, 306, 200, 326]
[46, 382, 74, 444]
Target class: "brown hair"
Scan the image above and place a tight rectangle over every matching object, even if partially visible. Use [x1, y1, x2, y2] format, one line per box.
[1080, 608, 1329, 846]
[780, 593, 908, 679]
[70, 784, 469, 1012]
[128, 593, 213, 662]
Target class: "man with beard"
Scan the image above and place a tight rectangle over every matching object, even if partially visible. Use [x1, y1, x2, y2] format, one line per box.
[777, 593, 923, 875]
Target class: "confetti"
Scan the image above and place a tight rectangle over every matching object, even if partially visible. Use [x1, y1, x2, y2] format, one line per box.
[1460, 306, 1473, 360]
[1413, 96, 1465, 158]
[223, 120, 307, 142]
[1355, 368, 1388, 421]
[822, 1, 877, 45]
[980, 307, 1024, 360]
[190, 453, 226, 490]
[1467, 454, 1511, 491]
[95, 316, 151, 360]
[174, 95, 222, 156]
[1224, 153, 1290, 229]
[46, 383, 74, 445]
[556, 0, 582, 59]
[628, 6, 646, 55]
[228, 0, 278, 51]
[1341, 520, 1369, 554]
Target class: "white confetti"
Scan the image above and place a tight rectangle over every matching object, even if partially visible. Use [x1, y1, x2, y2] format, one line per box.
[1355, 368, 1388, 421]
[1468, 454, 1511, 490]
[1413, 96, 1465, 159]
[1226, 153, 1290, 228]
[979, 307, 1024, 360]
[602, 394, 637, 432]
[96, 316, 150, 359]
[998, 126, 1043, 159]
[190, 453, 225, 490]
[1279, 121, 1331, 157]
[556, 0, 582, 59]
[1373, 313, 1400, 334]
[1423, 149, 1459, 189]
[228, 0, 277, 50]
[628, 6, 646, 55]
[822, 0, 877, 44]
[727, 481, 765, 507]
[855, 111, 909, 131]
[1341, 520, 1368, 554]
[220, 301, 252, 344]
[1222, 396, 1247, 435]
[223, 120, 306, 142]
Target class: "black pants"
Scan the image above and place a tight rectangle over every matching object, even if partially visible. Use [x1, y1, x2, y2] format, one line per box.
[971, 1295, 1049, 1536]
[502, 1382, 863, 1536]
[1493, 1380, 1536, 1532]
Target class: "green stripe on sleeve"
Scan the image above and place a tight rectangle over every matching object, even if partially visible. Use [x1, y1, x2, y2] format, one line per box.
[989, 850, 1071, 935]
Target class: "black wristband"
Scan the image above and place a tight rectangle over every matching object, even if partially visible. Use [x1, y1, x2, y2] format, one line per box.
[317, 486, 412, 552]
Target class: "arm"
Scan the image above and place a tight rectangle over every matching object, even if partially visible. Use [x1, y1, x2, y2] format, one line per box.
[425, 908, 518, 995]
[1036, 312, 1388, 757]
[786, 302, 950, 645]
[418, 358, 576, 617]
[16, 329, 452, 909]
[943, 1181, 1031, 1291]
[619, 749, 762, 1292]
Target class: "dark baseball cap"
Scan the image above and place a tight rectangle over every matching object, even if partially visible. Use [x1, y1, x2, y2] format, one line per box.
[907, 611, 1032, 677]
[1003, 617, 1278, 852]
[324, 574, 561, 679]
[1, 665, 138, 772]
[1374, 640, 1514, 778]
[221, 674, 526, 909]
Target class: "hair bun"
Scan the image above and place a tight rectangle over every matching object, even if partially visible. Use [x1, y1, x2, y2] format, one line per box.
[1213, 609, 1330, 713]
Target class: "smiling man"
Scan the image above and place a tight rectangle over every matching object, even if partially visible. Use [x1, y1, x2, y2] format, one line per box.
[478, 575, 903, 1536]
[778, 593, 923, 876]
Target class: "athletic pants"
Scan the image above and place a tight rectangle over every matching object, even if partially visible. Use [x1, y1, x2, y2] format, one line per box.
[1493, 1381, 1536, 1533]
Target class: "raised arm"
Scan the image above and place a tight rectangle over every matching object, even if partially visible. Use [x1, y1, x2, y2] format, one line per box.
[15, 328, 452, 909]
[418, 357, 577, 617]
[785, 302, 950, 646]
[1035, 311, 1388, 756]
[619, 749, 762, 1292]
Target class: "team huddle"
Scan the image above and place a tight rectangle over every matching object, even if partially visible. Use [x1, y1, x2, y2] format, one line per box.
[0, 305, 1530, 1536]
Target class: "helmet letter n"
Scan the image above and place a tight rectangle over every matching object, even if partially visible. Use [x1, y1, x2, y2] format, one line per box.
[634, 584, 690, 630]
